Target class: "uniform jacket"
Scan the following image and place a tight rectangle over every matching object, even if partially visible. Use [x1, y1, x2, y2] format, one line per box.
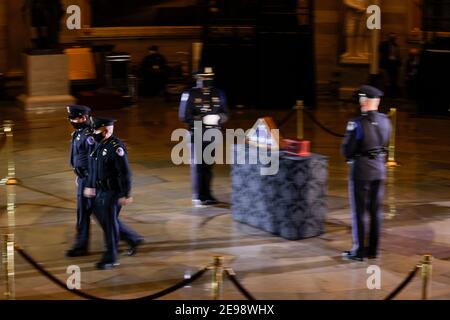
[178, 86, 229, 130]
[88, 136, 132, 198]
[70, 125, 95, 178]
[341, 111, 391, 181]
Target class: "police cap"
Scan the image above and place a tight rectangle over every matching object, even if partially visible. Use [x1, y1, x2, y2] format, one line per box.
[67, 105, 91, 119]
[195, 67, 215, 78]
[91, 117, 117, 130]
[358, 85, 384, 99]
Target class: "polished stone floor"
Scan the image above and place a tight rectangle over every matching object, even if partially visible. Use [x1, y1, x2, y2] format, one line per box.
[0, 97, 449, 300]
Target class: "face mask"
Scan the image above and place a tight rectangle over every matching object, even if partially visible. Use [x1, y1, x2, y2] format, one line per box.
[93, 132, 105, 143]
[71, 122, 85, 130]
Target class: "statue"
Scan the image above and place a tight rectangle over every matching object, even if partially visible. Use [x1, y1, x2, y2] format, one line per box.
[341, 0, 369, 62]
[22, 0, 64, 50]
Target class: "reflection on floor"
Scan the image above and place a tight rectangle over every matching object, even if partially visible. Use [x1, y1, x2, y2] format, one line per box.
[0, 98, 450, 300]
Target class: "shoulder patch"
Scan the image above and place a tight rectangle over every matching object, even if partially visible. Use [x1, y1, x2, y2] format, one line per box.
[86, 136, 95, 145]
[181, 92, 189, 102]
[116, 147, 125, 157]
[346, 121, 356, 131]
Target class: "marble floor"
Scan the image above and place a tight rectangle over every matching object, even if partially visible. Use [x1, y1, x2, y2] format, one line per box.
[0, 97, 449, 300]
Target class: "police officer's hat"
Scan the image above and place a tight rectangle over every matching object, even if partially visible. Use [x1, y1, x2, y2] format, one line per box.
[67, 105, 91, 119]
[195, 67, 215, 78]
[91, 117, 117, 130]
[357, 85, 384, 99]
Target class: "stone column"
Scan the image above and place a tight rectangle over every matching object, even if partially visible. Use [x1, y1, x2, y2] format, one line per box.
[0, 0, 7, 73]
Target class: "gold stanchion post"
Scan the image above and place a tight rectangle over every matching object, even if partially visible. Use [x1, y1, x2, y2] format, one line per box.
[295, 100, 304, 140]
[0, 120, 18, 186]
[387, 108, 398, 167]
[211, 256, 224, 300]
[421, 255, 432, 300]
[2, 234, 15, 299]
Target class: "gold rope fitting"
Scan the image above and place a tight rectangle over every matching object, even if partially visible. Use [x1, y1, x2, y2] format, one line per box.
[1, 120, 18, 186]
[211, 256, 224, 300]
[421, 254, 432, 300]
[2, 234, 15, 299]
[387, 108, 398, 167]
[295, 100, 304, 140]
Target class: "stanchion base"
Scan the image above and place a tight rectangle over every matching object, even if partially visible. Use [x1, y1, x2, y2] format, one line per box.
[0, 178, 19, 186]
[386, 161, 399, 168]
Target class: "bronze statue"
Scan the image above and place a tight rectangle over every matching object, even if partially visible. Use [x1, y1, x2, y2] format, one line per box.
[22, 0, 64, 49]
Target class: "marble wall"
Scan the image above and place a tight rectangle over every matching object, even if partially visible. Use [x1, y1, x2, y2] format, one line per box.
[314, 0, 418, 83]
[0, 0, 428, 84]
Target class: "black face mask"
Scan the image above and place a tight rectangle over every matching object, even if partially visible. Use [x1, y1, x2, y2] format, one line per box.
[93, 132, 105, 143]
[203, 79, 214, 88]
[71, 122, 86, 130]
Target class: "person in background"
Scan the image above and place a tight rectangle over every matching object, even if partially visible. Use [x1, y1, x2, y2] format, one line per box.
[138, 45, 168, 98]
[341, 85, 391, 261]
[84, 117, 143, 269]
[66, 105, 95, 258]
[179, 67, 229, 207]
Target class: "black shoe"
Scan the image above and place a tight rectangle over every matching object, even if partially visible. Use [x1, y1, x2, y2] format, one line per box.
[367, 254, 378, 259]
[65, 248, 88, 257]
[201, 198, 219, 206]
[342, 251, 364, 262]
[96, 261, 120, 270]
[124, 239, 144, 256]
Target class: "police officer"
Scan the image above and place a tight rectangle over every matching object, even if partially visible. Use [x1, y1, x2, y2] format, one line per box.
[179, 67, 229, 207]
[66, 105, 95, 257]
[341, 85, 391, 261]
[84, 117, 143, 269]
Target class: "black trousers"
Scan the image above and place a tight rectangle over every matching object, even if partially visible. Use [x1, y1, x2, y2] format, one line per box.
[73, 176, 93, 250]
[349, 179, 384, 257]
[190, 140, 215, 201]
[94, 190, 142, 262]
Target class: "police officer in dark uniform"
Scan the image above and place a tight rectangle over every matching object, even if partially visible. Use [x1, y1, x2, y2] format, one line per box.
[179, 67, 229, 207]
[341, 85, 391, 261]
[84, 117, 143, 269]
[66, 105, 95, 257]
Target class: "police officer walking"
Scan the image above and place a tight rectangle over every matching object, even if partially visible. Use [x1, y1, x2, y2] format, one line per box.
[341, 85, 391, 261]
[66, 105, 95, 257]
[84, 117, 143, 269]
[179, 67, 229, 207]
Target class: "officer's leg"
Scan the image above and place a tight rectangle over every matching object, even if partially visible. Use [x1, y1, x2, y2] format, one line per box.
[94, 191, 119, 264]
[67, 178, 92, 256]
[190, 139, 202, 201]
[74, 177, 92, 249]
[203, 163, 213, 199]
[349, 180, 368, 257]
[116, 203, 142, 246]
[202, 140, 215, 200]
[368, 180, 384, 256]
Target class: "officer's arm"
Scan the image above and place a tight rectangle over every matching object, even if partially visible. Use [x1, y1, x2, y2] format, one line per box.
[179, 91, 194, 127]
[114, 147, 132, 198]
[341, 121, 361, 160]
[218, 90, 230, 124]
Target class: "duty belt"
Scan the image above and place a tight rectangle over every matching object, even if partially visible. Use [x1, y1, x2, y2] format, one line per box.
[357, 147, 387, 159]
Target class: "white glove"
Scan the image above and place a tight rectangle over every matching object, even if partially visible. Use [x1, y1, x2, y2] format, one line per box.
[202, 114, 221, 126]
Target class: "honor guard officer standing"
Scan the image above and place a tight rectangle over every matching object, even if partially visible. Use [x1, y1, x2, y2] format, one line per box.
[66, 105, 95, 257]
[341, 85, 391, 261]
[179, 67, 230, 207]
[84, 117, 143, 269]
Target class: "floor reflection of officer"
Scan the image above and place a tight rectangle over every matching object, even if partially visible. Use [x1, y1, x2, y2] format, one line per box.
[138, 45, 168, 97]
[66, 105, 95, 257]
[179, 67, 229, 207]
[341, 85, 391, 261]
[84, 117, 143, 269]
